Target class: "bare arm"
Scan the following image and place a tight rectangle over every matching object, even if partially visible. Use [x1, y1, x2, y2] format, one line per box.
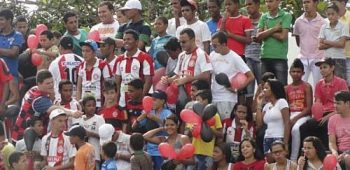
[329, 134, 339, 156]
[290, 83, 313, 125]
[255, 93, 264, 128]
[0, 46, 20, 58]
[226, 31, 252, 44]
[323, 36, 347, 48]
[281, 107, 291, 148]
[115, 75, 122, 99]
[5, 79, 19, 105]
[256, 26, 280, 41]
[203, 41, 210, 55]
[143, 75, 152, 96]
[295, 35, 300, 47]
[76, 76, 82, 102]
[143, 127, 164, 144]
[271, 29, 289, 41]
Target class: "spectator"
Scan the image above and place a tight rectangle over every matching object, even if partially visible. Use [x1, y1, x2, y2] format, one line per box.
[52, 31, 62, 46]
[167, 0, 186, 36]
[130, 133, 153, 170]
[63, 11, 87, 56]
[264, 141, 297, 170]
[126, 79, 144, 131]
[293, 0, 326, 87]
[65, 125, 95, 170]
[252, 72, 275, 113]
[116, 10, 129, 26]
[163, 37, 182, 77]
[0, 58, 12, 115]
[256, 0, 292, 85]
[284, 58, 312, 162]
[0, 124, 15, 170]
[14, 15, 29, 52]
[209, 143, 233, 170]
[9, 152, 27, 170]
[101, 142, 118, 170]
[206, 0, 222, 35]
[99, 37, 118, 77]
[233, 138, 265, 170]
[15, 117, 44, 154]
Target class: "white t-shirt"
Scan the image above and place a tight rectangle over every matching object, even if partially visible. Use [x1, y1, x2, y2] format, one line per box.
[81, 114, 105, 161]
[210, 50, 251, 102]
[90, 21, 120, 39]
[54, 98, 82, 129]
[40, 133, 76, 167]
[167, 17, 186, 36]
[174, 48, 213, 77]
[115, 132, 133, 169]
[175, 20, 211, 50]
[15, 138, 42, 153]
[263, 99, 289, 138]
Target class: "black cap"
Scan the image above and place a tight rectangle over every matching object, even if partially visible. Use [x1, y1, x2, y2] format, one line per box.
[59, 36, 74, 50]
[97, 37, 116, 46]
[315, 58, 335, 67]
[64, 125, 86, 139]
[152, 90, 167, 100]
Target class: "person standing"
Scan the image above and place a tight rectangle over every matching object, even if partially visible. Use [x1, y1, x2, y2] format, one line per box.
[90, 1, 119, 39]
[63, 11, 87, 56]
[167, 0, 186, 36]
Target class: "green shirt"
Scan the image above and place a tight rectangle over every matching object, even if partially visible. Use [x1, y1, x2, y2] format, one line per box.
[64, 29, 87, 56]
[258, 9, 292, 59]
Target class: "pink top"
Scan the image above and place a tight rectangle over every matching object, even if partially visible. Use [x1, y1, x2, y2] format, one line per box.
[315, 76, 349, 113]
[286, 82, 307, 112]
[328, 114, 350, 152]
[293, 13, 326, 59]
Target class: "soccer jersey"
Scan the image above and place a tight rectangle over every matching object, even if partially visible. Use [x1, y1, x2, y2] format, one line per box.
[49, 53, 84, 100]
[103, 56, 118, 77]
[54, 98, 82, 129]
[98, 104, 127, 130]
[90, 21, 120, 40]
[81, 114, 105, 161]
[0, 58, 12, 101]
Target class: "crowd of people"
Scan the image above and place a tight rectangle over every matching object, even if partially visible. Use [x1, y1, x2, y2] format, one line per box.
[0, 0, 350, 169]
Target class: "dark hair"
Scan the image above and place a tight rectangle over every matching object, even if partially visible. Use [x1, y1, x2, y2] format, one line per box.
[0, 9, 14, 21]
[212, 31, 228, 44]
[237, 138, 264, 161]
[335, 0, 348, 4]
[15, 15, 27, 24]
[124, 29, 139, 40]
[191, 80, 210, 90]
[40, 30, 54, 40]
[130, 133, 145, 151]
[335, 91, 350, 102]
[27, 117, 43, 127]
[302, 136, 327, 170]
[82, 95, 96, 106]
[0, 124, 4, 137]
[128, 79, 144, 89]
[36, 70, 53, 84]
[104, 78, 117, 92]
[212, 143, 232, 170]
[249, 0, 261, 4]
[180, 28, 195, 39]
[52, 31, 62, 39]
[196, 90, 212, 103]
[270, 140, 286, 151]
[327, 2, 340, 14]
[230, 102, 252, 121]
[290, 58, 304, 72]
[99, 1, 115, 11]
[261, 72, 275, 82]
[102, 142, 117, 158]
[58, 80, 73, 92]
[164, 114, 180, 125]
[63, 11, 77, 23]
[267, 79, 286, 99]
[9, 152, 24, 168]
[229, 0, 240, 4]
[164, 37, 181, 51]
[207, 0, 221, 7]
[156, 16, 168, 25]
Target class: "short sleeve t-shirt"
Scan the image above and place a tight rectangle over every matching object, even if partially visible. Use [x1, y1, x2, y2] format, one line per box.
[167, 17, 186, 36]
[339, 10, 350, 58]
[63, 29, 88, 56]
[81, 114, 105, 161]
[263, 99, 289, 138]
[148, 34, 173, 69]
[74, 143, 96, 170]
[90, 21, 120, 40]
[116, 20, 151, 49]
[175, 20, 211, 51]
[328, 114, 350, 152]
[233, 160, 265, 170]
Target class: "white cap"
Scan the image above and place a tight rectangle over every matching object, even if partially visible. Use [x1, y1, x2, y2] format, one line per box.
[120, 0, 142, 10]
[49, 108, 66, 120]
[99, 124, 115, 145]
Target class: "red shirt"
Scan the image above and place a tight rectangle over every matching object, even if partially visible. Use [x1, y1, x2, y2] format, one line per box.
[315, 76, 349, 113]
[286, 81, 308, 112]
[0, 59, 12, 101]
[233, 160, 265, 170]
[99, 104, 127, 130]
[218, 15, 253, 56]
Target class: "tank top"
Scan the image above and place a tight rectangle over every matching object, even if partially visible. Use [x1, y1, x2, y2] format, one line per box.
[286, 82, 307, 113]
[272, 160, 291, 170]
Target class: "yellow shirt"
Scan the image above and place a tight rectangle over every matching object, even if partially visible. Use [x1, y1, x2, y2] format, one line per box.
[192, 114, 222, 157]
[339, 10, 350, 58]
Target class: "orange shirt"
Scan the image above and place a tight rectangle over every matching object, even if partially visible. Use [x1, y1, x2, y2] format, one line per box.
[74, 143, 96, 170]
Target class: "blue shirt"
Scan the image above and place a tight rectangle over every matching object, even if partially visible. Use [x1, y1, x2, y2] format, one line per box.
[0, 31, 24, 77]
[101, 159, 117, 170]
[207, 19, 219, 53]
[148, 34, 173, 70]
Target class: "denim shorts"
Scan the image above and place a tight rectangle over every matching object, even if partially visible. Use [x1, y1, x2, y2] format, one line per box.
[263, 137, 284, 154]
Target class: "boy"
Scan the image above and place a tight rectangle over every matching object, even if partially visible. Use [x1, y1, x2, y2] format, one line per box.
[9, 152, 27, 170]
[130, 133, 153, 169]
[126, 79, 144, 130]
[284, 59, 313, 162]
[31, 30, 59, 70]
[101, 142, 117, 170]
[15, 117, 44, 153]
[65, 125, 95, 170]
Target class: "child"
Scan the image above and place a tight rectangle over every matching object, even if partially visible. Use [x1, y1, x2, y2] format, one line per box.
[264, 141, 297, 170]
[149, 16, 173, 70]
[284, 58, 312, 162]
[101, 142, 118, 170]
[99, 79, 127, 131]
[65, 125, 95, 170]
[130, 133, 153, 170]
[31, 30, 59, 70]
[81, 95, 105, 168]
[319, 3, 349, 80]
[9, 152, 27, 170]
[15, 117, 44, 153]
[126, 79, 144, 130]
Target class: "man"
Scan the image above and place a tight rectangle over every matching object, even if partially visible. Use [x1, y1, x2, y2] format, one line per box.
[49, 36, 84, 100]
[99, 37, 118, 77]
[210, 32, 254, 121]
[32, 30, 59, 70]
[63, 11, 87, 56]
[116, 0, 152, 52]
[256, 0, 292, 85]
[14, 15, 29, 52]
[90, 1, 120, 39]
[163, 37, 182, 77]
[115, 29, 154, 108]
[41, 109, 76, 169]
[329, 91, 350, 169]
[15, 117, 44, 153]
[9, 152, 28, 170]
[175, 0, 211, 54]
[207, 0, 222, 35]
[167, 0, 187, 36]
[293, 0, 326, 87]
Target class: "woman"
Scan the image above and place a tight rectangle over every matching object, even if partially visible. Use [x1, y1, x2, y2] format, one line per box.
[298, 136, 341, 170]
[256, 79, 290, 162]
[208, 143, 233, 170]
[143, 114, 194, 169]
[264, 141, 297, 170]
[233, 138, 265, 170]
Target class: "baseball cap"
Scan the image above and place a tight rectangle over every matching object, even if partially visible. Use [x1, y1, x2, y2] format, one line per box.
[59, 36, 74, 49]
[97, 37, 116, 46]
[99, 124, 115, 145]
[152, 90, 167, 100]
[49, 108, 67, 120]
[180, 0, 197, 10]
[79, 40, 98, 52]
[120, 0, 142, 10]
[315, 58, 335, 67]
[64, 125, 86, 139]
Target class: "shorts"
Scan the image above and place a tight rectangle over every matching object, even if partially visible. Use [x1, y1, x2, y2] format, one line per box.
[263, 137, 283, 154]
[213, 101, 236, 120]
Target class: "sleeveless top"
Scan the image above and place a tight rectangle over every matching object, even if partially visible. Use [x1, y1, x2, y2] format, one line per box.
[272, 160, 291, 170]
[286, 82, 307, 113]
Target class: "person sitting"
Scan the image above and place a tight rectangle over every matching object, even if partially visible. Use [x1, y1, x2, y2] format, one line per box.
[233, 138, 265, 170]
[264, 141, 297, 170]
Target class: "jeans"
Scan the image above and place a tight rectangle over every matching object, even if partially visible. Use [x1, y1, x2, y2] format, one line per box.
[194, 155, 213, 170]
[300, 58, 322, 87]
[263, 137, 284, 154]
[333, 59, 347, 81]
[246, 58, 261, 97]
[152, 156, 164, 170]
[261, 58, 288, 85]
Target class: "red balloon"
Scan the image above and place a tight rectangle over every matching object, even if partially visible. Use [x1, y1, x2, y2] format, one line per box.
[158, 143, 177, 159]
[153, 68, 166, 86]
[142, 96, 153, 113]
[230, 72, 248, 89]
[31, 53, 43, 66]
[312, 102, 323, 121]
[35, 24, 48, 37]
[206, 117, 215, 126]
[176, 143, 195, 160]
[166, 83, 178, 104]
[88, 30, 101, 42]
[180, 109, 202, 124]
[155, 81, 167, 91]
[192, 123, 201, 138]
[27, 35, 39, 49]
[323, 154, 337, 170]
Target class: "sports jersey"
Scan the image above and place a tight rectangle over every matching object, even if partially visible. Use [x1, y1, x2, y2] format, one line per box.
[103, 56, 118, 77]
[81, 114, 105, 161]
[115, 49, 154, 107]
[0, 58, 12, 101]
[49, 53, 84, 100]
[54, 98, 82, 129]
[98, 104, 127, 130]
[90, 21, 120, 40]
[126, 99, 143, 125]
[77, 58, 110, 107]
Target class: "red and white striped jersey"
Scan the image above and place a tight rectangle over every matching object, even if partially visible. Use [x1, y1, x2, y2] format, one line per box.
[115, 49, 154, 107]
[49, 53, 84, 100]
[54, 98, 83, 129]
[103, 56, 118, 78]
